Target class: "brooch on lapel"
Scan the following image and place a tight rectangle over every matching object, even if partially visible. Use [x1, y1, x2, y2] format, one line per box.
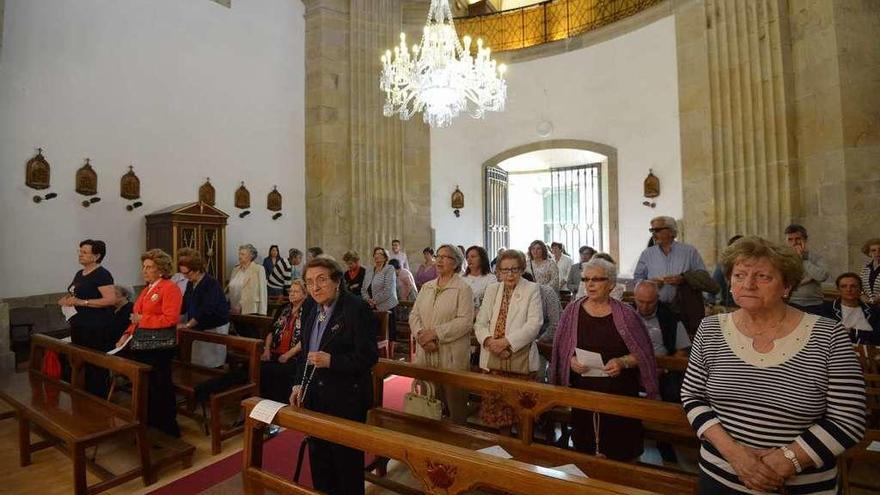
[150, 293, 160, 302]
[328, 322, 342, 334]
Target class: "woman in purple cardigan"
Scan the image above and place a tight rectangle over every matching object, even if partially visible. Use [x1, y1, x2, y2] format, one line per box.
[551, 258, 658, 461]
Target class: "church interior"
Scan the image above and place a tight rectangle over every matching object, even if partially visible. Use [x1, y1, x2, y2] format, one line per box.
[0, 0, 878, 493]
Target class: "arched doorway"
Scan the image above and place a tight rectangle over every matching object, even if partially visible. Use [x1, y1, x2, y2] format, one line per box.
[482, 139, 619, 260]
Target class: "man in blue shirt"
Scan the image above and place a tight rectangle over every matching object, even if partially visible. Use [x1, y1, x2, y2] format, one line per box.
[633, 216, 707, 304]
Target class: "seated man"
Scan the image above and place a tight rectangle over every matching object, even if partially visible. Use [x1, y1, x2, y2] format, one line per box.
[632, 280, 691, 462]
[784, 224, 829, 314]
[821, 272, 880, 345]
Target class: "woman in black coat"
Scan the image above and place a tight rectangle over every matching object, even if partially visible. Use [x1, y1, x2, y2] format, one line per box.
[291, 257, 378, 495]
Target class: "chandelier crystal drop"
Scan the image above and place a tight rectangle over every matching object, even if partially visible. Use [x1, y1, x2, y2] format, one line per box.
[379, 0, 507, 128]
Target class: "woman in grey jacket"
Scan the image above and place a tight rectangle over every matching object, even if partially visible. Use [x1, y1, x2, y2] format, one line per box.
[362, 246, 399, 311]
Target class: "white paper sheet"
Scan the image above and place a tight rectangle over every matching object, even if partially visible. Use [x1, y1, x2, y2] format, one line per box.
[249, 399, 287, 424]
[868, 440, 880, 452]
[60, 336, 72, 343]
[551, 464, 588, 478]
[476, 445, 513, 459]
[107, 334, 132, 355]
[61, 305, 77, 321]
[575, 348, 608, 377]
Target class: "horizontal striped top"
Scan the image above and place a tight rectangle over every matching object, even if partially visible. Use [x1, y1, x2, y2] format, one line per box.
[681, 313, 866, 494]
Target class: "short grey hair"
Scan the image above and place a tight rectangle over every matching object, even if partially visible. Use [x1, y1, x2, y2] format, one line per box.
[634, 280, 659, 298]
[437, 244, 464, 271]
[239, 244, 258, 261]
[651, 215, 678, 235]
[582, 258, 617, 284]
[114, 285, 133, 301]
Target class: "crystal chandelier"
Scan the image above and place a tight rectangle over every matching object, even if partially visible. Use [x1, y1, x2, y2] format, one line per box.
[379, 0, 507, 128]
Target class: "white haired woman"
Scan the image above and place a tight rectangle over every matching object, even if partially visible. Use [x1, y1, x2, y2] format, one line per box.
[409, 244, 475, 423]
[227, 244, 268, 337]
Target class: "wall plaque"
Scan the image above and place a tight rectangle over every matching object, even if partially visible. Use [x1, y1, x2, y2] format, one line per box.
[120, 165, 140, 200]
[76, 158, 98, 196]
[235, 181, 250, 209]
[643, 169, 660, 198]
[26, 148, 51, 190]
[267, 185, 282, 212]
[199, 178, 216, 205]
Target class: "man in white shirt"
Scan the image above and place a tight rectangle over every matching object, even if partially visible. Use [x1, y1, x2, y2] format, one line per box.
[389, 239, 409, 271]
[550, 242, 573, 293]
[821, 272, 879, 345]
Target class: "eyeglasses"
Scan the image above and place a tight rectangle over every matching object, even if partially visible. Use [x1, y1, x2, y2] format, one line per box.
[497, 267, 522, 274]
[649, 227, 670, 234]
[581, 277, 610, 283]
[305, 275, 332, 289]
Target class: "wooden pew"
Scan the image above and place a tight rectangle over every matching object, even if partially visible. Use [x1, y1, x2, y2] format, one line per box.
[396, 300, 415, 362]
[0, 335, 156, 495]
[230, 313, 275, 340]
[174, 328, 262, 454]
[240, 397, 661, 495]
[375, 310, 392, 359]
[369, 359, 698, 494]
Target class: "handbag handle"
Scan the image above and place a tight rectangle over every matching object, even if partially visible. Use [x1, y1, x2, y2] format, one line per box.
[410, 379, 436, 399]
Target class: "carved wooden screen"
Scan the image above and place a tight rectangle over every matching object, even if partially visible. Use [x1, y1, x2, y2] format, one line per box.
[202, 227, 221, 280]
[484, 166, 509, 255]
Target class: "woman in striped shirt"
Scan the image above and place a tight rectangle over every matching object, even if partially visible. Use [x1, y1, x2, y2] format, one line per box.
[682, 236, 865, 494]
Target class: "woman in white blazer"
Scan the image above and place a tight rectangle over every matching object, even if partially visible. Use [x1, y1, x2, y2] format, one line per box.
[475, 249, 543, 428]
[227, 244, 268, 316]
[474, 249, 543, 376]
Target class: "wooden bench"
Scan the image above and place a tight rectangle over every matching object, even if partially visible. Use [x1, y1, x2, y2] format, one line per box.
[0, 334, 154, 495]
[173, 328, 262, 454]
[230, 313, 275, 340]
[369, 359, 698, 494]
[240, 397, 662, 495]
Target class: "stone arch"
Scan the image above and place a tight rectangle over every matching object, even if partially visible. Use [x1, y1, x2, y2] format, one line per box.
[481, 139, 619, 262]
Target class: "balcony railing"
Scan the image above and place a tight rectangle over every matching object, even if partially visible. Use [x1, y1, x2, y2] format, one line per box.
[455, 0, 665, 52]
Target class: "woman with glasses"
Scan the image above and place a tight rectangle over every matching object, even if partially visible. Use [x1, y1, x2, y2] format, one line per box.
[409, 244, 475, 422]
[177, 248, 230, 368]
[260, 279, 309, 403]
[474, 249, 543, 428]
[550, 258, 658, 460]
[462, 245, 494, 309]
[290, 257, 379, 495]
[524, 240, 559, 291]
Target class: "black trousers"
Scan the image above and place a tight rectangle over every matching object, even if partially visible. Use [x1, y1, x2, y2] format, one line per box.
[70, 324, 112, 398]
[698, 470, 747, 494]
[308, 437, 365, 495]
[129, 348, 181, 438]
[260, 355, 297, 403]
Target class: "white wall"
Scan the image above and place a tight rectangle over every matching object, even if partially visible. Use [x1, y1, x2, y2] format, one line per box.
[0, 0, 305, 298]
[431, 16, 681, 276]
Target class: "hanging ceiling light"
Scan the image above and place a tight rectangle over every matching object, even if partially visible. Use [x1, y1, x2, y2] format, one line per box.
[379, 0, 507, 128]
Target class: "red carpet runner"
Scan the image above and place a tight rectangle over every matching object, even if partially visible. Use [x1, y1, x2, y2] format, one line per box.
[147, 375, 412, 494]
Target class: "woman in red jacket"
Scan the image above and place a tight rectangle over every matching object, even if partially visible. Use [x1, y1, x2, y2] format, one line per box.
[116, 249, 182, 437]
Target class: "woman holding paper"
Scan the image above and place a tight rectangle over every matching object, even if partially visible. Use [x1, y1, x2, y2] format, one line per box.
[550, 258, 658, 460]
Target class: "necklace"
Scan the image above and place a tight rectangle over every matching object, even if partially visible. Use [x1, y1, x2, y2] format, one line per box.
[736, 308, 787, 337]
[318, 308, 328, 322]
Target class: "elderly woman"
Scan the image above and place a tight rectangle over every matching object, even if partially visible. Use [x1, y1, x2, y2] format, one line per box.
[59, 239, 117, 397]
[109, 285, 134, 344]
[260, 279, 309, 403]
[551, 258, 658, 460]
[861, 238, 880, 306]
[463, 245, 495, 309]
[821, 272, 880, 345]
[177, 248, 230, 368]
[227, 244, 268, 337]
[290, 257, 379, 495]
[475, 249, 543, 427]
[681, 237, 865, 494]
[415, 247, 438, 289]
[362, 246, 398, 311]
[342, 250, 366, 295]
[409, 244, 475, 422]
[525, 240, 559, 291]
[116, 249, 182, 437]
[389, 258, 417, 303]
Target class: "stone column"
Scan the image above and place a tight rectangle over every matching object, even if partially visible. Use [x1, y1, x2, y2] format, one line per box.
[305, 0, 432, 259]
[790, 0, 880, 274]
[678, 0, 798, 266]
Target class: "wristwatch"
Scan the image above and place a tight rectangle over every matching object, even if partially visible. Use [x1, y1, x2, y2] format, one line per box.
[82, 299, 89, 306]
[780, 446, 802, 473]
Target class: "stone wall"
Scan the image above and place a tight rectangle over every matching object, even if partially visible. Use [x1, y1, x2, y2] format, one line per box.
[304, 0, 432, 261]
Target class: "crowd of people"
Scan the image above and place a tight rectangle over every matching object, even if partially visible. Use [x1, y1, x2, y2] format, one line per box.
[56, 216, 875, 494]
